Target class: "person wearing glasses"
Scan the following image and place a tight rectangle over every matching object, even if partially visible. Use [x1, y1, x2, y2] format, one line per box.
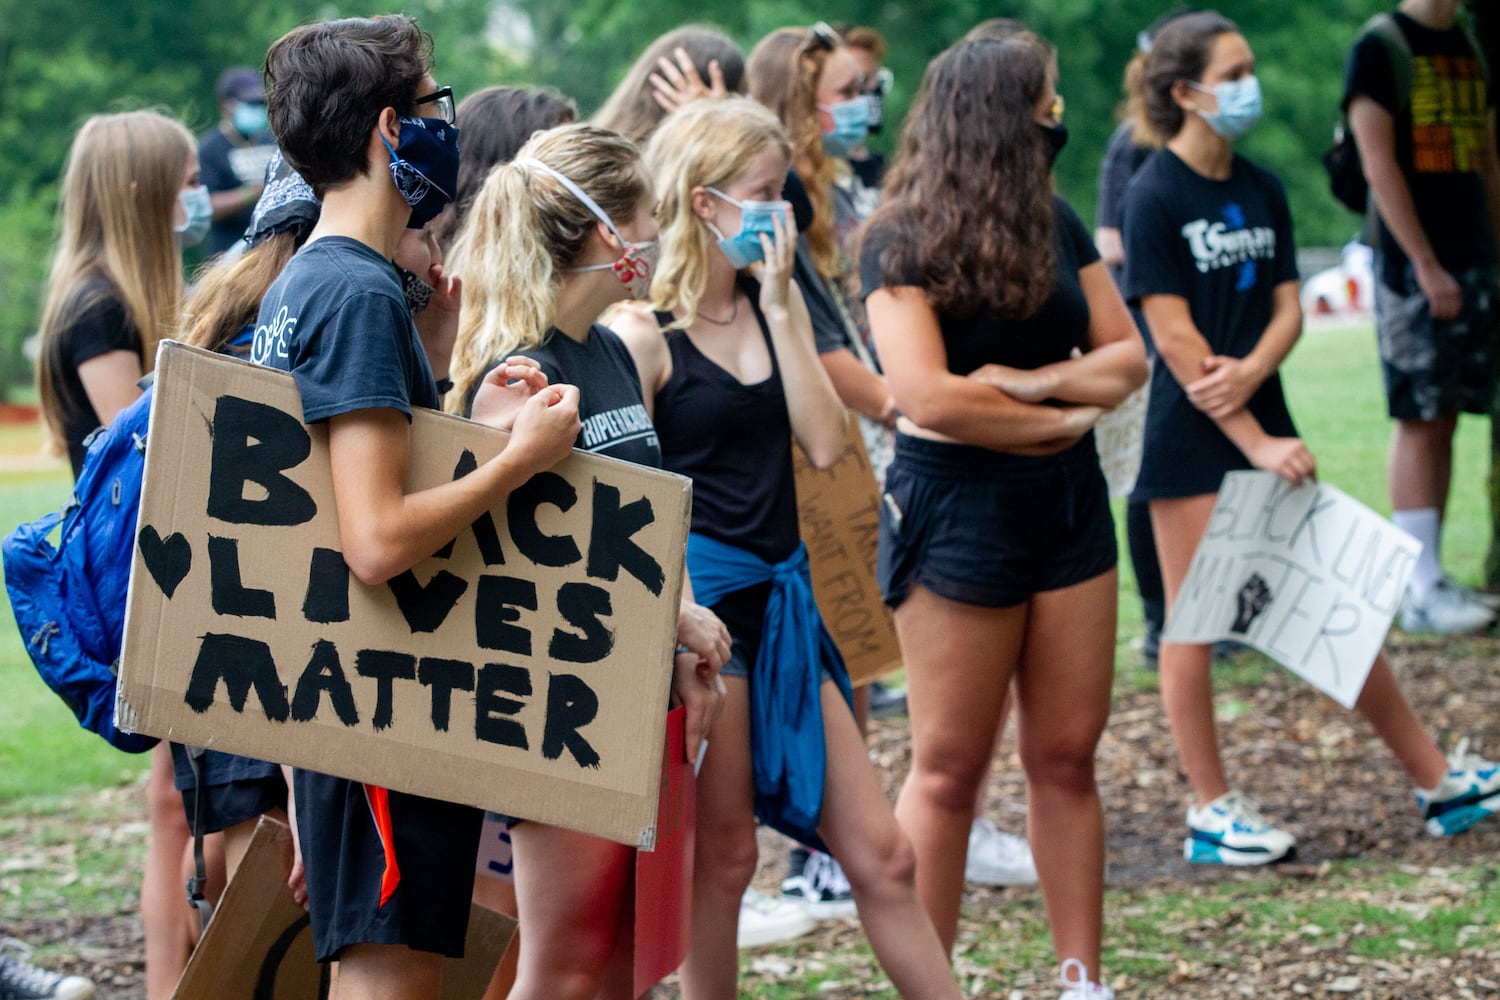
[253, 17, 580, 998]
[860, 33, 1145, 999]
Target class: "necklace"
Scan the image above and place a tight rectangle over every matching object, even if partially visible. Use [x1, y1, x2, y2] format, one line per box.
[697, 294, 739, 326]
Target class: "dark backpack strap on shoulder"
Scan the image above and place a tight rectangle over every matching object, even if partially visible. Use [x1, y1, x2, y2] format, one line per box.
[183, 745, 215, 933]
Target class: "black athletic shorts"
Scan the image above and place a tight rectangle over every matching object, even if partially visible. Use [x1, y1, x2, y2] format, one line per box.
[879, 432, 1117, 609]
[293, 769, 484, 962]
[170, 744, 287, 834]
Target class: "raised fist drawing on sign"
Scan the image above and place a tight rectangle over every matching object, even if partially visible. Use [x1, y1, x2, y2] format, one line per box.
[1231, 573, 1273, 635]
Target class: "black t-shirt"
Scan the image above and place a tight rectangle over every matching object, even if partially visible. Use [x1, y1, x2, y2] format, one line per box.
[250, 236, 438, 419]
[497, 324, 661, 468]
[1096, 121, 1156, 233]
[1123, 149, 1299, 499]
[198, 123, 278, 258]
[45, 282, 142, 478]
[859, 195, 1101, 374]
[1342, 11, 1494, 287]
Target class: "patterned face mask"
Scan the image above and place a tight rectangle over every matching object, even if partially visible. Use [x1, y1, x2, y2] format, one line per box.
[516, 157, 659, 301]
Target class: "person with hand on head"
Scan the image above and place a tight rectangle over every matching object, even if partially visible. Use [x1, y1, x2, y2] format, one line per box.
[1126, 9, 1500, 874]
[592, 25, 746, 146]
[35, 108, 206, 1000]
[611, 95, 963, 1000]
[444, 121, 728, 1000]
[860, 34, 1147, 1000]
[1343, 0, 1500, 633]
[253, 17, 580, 998]
[198, 67, 278, 259]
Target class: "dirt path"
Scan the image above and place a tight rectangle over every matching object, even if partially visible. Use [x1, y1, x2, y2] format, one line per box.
[7, 636, 1498, 998]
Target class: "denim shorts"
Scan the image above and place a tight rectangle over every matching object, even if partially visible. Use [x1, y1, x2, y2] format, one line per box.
[878, 433, 1117, 609]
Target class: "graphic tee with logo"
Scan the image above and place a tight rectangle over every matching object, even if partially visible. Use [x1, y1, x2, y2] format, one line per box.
[1343, 12, 1495, 289]
[1122, 150, 1299, 499]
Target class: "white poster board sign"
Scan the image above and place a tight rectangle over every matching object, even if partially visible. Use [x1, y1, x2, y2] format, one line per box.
[1162, 471, 1418, 707]
[1095, 382, 1148, 499]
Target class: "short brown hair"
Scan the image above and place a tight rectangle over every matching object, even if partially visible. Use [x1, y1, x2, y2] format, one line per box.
[264, 15, 433, 197]
[842, 26, 886, 61]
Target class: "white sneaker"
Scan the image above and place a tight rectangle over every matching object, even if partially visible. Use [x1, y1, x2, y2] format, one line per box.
[1400, 579, 1495, 635]
[965, 817, 1038, 886]
[736, 889, 816, 949]
[1184, 790, 1295, 866]
[1058, 958, 1114, 999]
[1416, 738, 1500, 837]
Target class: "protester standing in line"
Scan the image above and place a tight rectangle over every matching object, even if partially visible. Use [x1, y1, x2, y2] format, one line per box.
[197, 67, 278, 260]
[35, 108, 208, 1000]
[442, 121, 729, 1000]
[861, 34, 1146, 1000]
[592, 25, 746, 145]
[253, 17, 581, 998]
[613, 95, 964, 1000]
[1126, 9, 1500, 870]
[1344, 0, 1500, 633]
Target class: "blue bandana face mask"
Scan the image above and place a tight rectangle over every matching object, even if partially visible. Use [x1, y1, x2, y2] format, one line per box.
[705, 188, 790, 269]
[382, 116, 461, 229]
[818, 96, 871, 158]
[1189, 75, 1262, 140]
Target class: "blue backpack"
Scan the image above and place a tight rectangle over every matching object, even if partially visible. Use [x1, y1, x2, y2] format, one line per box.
[3, 383, 157, 753]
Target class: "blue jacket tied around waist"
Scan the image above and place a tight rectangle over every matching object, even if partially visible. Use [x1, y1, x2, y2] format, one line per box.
[684, 533, 853, 848]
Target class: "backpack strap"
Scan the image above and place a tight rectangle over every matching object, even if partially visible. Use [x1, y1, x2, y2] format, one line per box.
[1355, 13, 1415, 239]
[183, 746, 214, 933]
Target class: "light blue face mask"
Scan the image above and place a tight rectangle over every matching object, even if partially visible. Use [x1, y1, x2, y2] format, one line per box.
[231, 101, 268, 137]
[174, 184, 213, 248]
[706, 188, 790, 269]
[817, 96, 871, 158]
[1190, 75, 1262, 140]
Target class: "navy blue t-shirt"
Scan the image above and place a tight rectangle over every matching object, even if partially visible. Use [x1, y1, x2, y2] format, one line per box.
[1123, 150, 1299, 500]
[250, 236, 438, 418]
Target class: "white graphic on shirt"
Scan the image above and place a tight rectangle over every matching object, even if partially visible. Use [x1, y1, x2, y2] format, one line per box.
[250, 305, 295, 366]
[1180, 217, 1276, 275]
[580, 403, 658, 454]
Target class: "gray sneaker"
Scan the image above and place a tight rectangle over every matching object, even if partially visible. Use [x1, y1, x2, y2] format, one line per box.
[1400, 579, 1495, 636]
[0, 939, 94, 1000]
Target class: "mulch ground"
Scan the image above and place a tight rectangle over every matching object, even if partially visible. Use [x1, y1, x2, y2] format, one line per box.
[7, 634, 1499, 998]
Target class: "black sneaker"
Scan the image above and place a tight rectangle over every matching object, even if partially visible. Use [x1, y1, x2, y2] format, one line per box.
[780, 847, 857, 919]
[0, 939, 94, 1000]
[867, 680, 908, 719]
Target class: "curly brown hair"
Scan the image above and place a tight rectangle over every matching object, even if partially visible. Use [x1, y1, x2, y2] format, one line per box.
[858, 37, 1056, 320]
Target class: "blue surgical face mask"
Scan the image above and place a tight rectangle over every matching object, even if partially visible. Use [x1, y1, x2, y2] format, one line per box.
[705, 188, 790, 269]
[1190, 75, 1262, 140]
[174, 184, 213, 248]
[817, 96, 871, 158]
[231, 100, 268, 137]
[382, 116, 461, 229]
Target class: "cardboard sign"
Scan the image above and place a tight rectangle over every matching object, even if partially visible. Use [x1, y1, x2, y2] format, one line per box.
[793, 417, 903, 686]
[1162, 471, 1419, 707]
[634, 707, 696, 997]
[1095, 382, 1148, 499]
[172, 817, 515, 1000]
[120, 343, 691, 846]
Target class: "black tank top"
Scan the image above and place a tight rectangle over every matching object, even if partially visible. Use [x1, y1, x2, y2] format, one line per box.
[654, 286, 800, 566]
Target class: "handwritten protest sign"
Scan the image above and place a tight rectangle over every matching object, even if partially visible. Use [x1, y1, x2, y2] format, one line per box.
[120, 343, 690, 846]
[1162, 471, 1419, 707]
[794, 417, 903, 686]
[634, 707, 695, 997]
[172, 817, 514, 1000]
[1095, 382, 1148, 499]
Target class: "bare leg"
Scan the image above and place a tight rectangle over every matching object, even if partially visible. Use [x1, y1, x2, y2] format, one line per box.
[1152, 495, 1230, 805]
[817, 684, 961, 998]
[1013, 570, 1116, 979]
[333, 944, 442, 1000]
[971, 688, 1014, 819]
[892, 584, 1025, 952]
[506, 824, 634, 1000]
[1390, 415, 1457, 515]
[1354, 653, 1447, 788]
[145, 744, 194, 999]
[678, 677, 755, 1000]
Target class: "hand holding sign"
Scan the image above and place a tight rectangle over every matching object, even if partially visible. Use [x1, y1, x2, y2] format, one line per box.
[1247, 434, 1316, 487]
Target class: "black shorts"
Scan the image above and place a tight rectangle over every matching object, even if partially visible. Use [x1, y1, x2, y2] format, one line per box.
[879, 433, 1117, 609]
[1376, 262, 1500, 420]
[293, 769, 484, 962]
[170, 744, 287, 834]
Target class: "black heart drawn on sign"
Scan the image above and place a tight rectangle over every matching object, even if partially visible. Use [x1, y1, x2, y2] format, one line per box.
[138, 526, 191, 598]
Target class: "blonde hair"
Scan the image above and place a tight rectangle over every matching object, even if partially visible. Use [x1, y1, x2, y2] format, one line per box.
[645, 97, 790, 329]
[181, 231, 303, 356]
[747, 27, 841, 279]
[37, 110, 193, 454]
[445, 124, 648, 413]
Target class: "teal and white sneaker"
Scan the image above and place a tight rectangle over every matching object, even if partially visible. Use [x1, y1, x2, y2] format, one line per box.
[1417, 740, 1500, 837]
[1184, 790, 1295, 866]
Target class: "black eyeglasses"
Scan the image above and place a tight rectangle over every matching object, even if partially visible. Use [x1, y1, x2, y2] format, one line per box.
[801, 21, 841, 56]
[414, 85, 456, 124]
